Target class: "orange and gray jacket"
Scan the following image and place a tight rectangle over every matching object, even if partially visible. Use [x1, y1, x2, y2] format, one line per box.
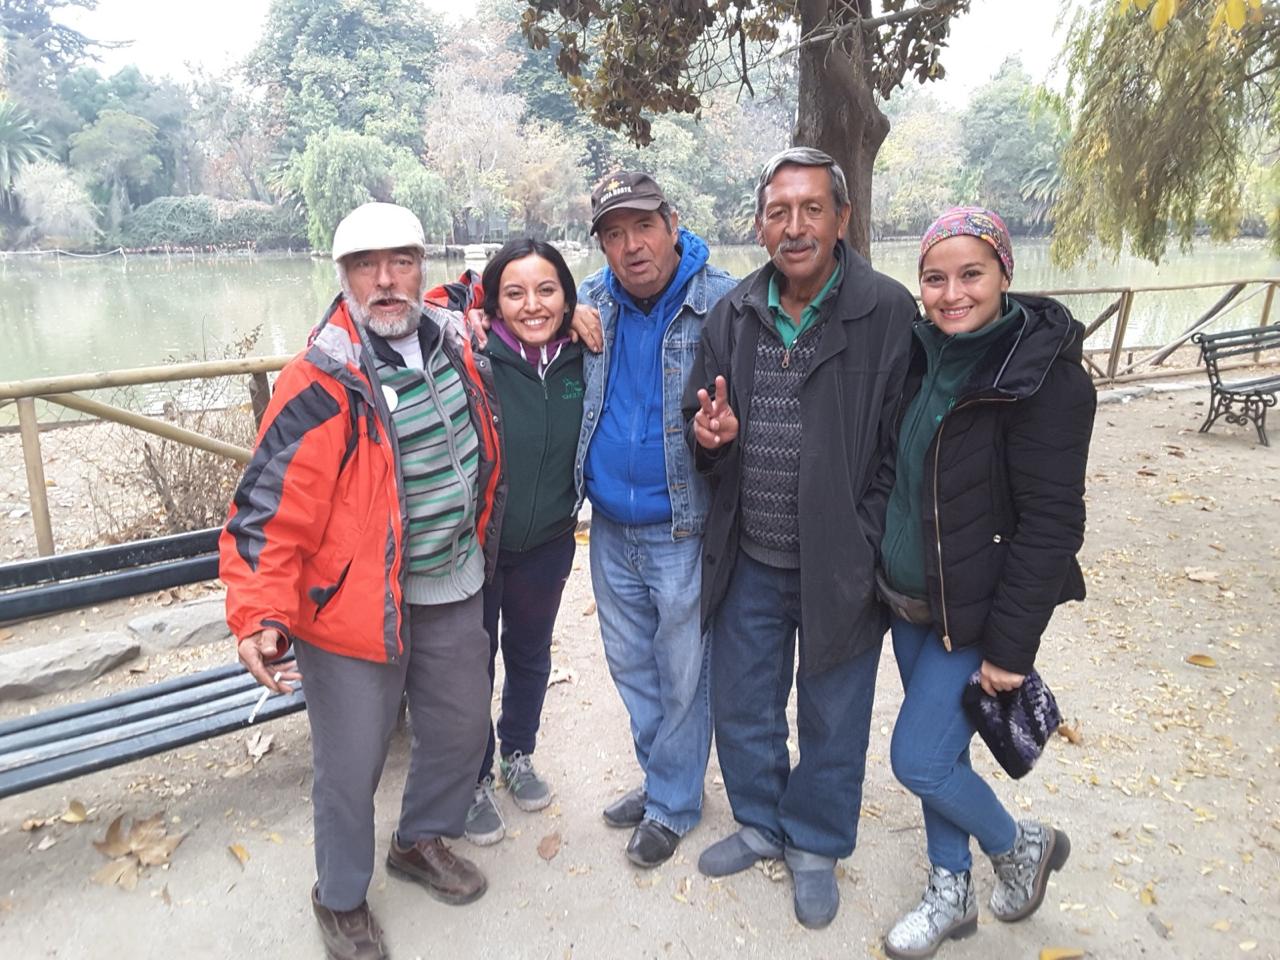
[219, 296, 503, 664]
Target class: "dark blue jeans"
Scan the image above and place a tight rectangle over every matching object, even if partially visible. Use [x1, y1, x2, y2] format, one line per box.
[477, 530, 576, 782]
[711, 550, 882, 859]
[889, 617, 1017, 872]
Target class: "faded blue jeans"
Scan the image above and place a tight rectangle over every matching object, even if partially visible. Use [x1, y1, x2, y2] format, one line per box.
[711, 550, 882, 860]
[889, 617, 1017, 872]
[589, 512, 711, 835]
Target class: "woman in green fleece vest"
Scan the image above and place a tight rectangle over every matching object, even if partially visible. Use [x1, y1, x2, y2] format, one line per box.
[462, 239, 587, 847]
[879, 207, 1096, 960]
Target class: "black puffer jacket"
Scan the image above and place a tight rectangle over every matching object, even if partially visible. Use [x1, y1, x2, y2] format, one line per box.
[914, 293, 1096, 675]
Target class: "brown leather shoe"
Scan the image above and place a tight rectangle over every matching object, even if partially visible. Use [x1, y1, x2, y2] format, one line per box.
[386, 835, 487, 905]
[310, 884, 388, 960]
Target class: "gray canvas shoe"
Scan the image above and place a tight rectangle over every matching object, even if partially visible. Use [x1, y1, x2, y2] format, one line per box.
[500, 751, 552, 812]
[463, 776, 505, 846]
[883, 865, 978, 959]
[785, 847, 840, 929]
[988, 820, 1071, 922]
[698, 827, 784, 877]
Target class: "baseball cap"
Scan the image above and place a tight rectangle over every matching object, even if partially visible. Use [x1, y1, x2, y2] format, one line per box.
[589, 172, 667, 234]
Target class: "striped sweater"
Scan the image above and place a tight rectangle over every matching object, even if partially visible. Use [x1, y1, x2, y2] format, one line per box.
[373, 330, 483, 605]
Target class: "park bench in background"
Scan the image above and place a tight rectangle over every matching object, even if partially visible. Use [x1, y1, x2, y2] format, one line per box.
[0, 530, 305, 800]
[1192, 325, 1280, 446]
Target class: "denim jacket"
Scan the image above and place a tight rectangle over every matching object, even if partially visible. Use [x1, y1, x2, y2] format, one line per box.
[575, 262, 739, 541]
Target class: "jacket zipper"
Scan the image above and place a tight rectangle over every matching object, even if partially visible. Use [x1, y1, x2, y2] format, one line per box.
[931, 395, 1016, 651]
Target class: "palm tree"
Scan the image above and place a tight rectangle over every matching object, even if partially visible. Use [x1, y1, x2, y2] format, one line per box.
[1020, 158, 1062, 232]
[0, 99, 54, 208]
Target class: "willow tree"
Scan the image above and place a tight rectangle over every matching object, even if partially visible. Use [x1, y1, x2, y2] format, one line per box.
[1052, 0, 1277, 264]
[519, 0, 971, 256]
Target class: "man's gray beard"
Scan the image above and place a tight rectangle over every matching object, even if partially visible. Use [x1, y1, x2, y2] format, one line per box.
[341, 286, 423, 339]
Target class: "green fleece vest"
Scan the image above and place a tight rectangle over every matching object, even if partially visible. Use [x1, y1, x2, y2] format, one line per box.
[880, 303, 1020, 599]
[484, 337, 584, 552]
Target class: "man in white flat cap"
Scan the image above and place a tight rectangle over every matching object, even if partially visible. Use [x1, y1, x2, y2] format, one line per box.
[220, 202, 505, 960]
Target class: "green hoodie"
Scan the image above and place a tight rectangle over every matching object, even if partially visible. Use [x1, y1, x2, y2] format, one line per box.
[484, 335, 585, 553]
[880, 302, 1021, 599]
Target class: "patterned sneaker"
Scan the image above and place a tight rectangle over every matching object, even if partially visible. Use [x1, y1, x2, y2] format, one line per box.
[988, 820, 1071, 922]
[463, 776, 505, 846]
[500, 751, 552, 812]
[884, 865, 978, 959]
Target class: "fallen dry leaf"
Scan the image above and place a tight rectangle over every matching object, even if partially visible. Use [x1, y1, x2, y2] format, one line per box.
[1140, 882, 1157, 906]
[672, 875, 692, 904]
[1058, 721, 1083, 745]
[0, 628, 13, 643]
[581, 601, 596, 617]
[1186, 653, 1219, 669]
[21, 817, 52, 832]
[93, 857, 140, 891]
[228, 843, 250, 868]
[246, 731, 274, 763]
[547, 666, 577, 687]
[1039, 950, 1086, 960]
[61, 800, 88, 824]
[35, 834, 57, 852]
[573, 529, 590, 545]
[135, 830, 185, 867]
[93, 815, 132, 859]
[537, 832, 562, 861]
[1212, 920, 1232, 932]
[1240, 942, 1258, 953]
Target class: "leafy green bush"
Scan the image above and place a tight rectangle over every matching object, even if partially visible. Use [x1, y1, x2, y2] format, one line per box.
[121, 195, 306, 249]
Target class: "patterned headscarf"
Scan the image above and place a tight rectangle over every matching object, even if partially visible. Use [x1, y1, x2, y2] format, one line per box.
[919, 206, 1014, 279]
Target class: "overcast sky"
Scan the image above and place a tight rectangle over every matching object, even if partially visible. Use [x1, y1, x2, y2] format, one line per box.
[65, 0, 1069, 106]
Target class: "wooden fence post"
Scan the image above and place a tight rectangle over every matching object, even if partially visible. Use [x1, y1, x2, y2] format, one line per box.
[1261, 281, 1277, 328]
[16, 397, 55, 557]
[1105, 289, 1135, 380]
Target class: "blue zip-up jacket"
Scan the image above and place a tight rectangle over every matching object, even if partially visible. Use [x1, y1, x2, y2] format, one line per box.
[574, 228, 737, 539]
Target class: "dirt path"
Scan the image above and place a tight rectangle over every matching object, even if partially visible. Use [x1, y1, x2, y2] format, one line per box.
[0, 385, 1277, 960]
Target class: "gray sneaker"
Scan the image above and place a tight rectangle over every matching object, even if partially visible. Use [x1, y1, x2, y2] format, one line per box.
[884, 865, 977, 959]
[988, 820, 1071, 922]
[463, 776, 505, 846]
[500, 751, 552, 812]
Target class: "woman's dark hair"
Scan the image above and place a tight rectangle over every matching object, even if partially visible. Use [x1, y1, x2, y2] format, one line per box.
[481, 239, 578, 338]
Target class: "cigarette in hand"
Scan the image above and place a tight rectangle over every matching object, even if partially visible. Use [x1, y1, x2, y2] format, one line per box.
[248, 672, 284, 724]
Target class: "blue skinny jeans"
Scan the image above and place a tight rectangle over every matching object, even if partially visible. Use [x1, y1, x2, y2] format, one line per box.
[889, 617, 1017, 872]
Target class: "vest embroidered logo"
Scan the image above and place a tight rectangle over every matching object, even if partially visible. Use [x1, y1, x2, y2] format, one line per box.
[562, 379, 585, 400]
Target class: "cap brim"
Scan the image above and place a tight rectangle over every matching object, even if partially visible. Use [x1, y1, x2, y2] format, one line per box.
[590, 197, 665, 234]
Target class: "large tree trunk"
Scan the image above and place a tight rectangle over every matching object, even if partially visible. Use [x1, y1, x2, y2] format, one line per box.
[792, 0, 890, 260]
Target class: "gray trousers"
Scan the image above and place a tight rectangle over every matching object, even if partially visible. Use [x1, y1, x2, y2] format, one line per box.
[295, 594, 490, 910]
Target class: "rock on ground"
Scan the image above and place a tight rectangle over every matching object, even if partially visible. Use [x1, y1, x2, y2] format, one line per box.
[127, 598, 230, 654]
[0, 632, 139, 700]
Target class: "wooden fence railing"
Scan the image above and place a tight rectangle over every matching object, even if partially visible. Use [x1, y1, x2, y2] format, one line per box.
[1, 276, 1276, 559]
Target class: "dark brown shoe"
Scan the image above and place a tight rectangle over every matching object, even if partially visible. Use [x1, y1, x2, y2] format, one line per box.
[310, 884, 388, 960]
[386, 835, 487, 905]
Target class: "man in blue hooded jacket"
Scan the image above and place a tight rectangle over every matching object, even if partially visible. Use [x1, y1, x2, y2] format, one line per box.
[574, 171, 738, 867]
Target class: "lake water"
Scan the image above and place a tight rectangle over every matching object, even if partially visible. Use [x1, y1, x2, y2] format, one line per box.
[2, 239, 1278, 382]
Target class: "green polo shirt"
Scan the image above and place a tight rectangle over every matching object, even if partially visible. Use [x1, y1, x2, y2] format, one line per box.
[767, 263, 841, 348]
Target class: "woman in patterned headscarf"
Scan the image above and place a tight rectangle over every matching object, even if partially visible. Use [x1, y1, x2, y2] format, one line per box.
[877, 207, 1098, 959]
